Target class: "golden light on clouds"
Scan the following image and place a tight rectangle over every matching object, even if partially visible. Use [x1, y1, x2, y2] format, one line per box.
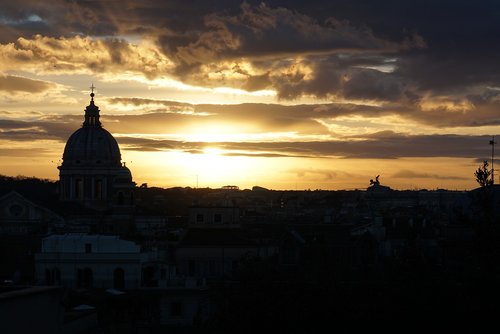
[419, 95, 475, 113]
[1, 1, 499, 190]
[0, 35, 173, 77]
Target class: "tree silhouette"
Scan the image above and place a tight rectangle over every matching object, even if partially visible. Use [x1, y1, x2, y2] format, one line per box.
[475, 161, 493, 187]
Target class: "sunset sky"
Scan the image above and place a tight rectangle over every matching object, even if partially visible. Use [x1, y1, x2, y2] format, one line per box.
[1, 0, 499, 190]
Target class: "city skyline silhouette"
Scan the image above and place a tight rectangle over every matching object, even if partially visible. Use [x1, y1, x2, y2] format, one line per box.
[2, 3, 500, 331]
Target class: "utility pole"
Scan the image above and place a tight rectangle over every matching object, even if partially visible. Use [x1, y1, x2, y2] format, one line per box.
[490, 136, 497, 185]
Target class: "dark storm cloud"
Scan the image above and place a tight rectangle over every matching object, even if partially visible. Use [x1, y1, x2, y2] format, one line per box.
[342, 69, 405, 101]
[272, 0, 496, 96]
[171, 2, 401, 64]
[0, 1, 499, 125]
[145, 0, 500, 104]
[270, 57, 412, 101]
[0, 1, 422, 100]
[0, 0, 118, 42]
[162, 3, 424, 100]
[271, 57, 344, 100]
[242, 72, 272, 92]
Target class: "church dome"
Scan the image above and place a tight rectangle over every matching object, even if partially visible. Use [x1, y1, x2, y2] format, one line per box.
[115, 165, 133, 183]
[58, 87, 134, 210]
[61, 92, 121, 167]
[63, 127, 121, 166]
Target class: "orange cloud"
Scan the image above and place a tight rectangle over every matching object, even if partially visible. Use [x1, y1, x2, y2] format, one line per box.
[0, 74, 55, 93]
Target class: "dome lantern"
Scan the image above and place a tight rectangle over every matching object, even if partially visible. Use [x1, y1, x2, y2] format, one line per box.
[83, 84, 101, 127]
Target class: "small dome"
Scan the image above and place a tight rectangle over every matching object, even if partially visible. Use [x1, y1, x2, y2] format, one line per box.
[115, 166, 133, 183]
[63, 126, 121, 166]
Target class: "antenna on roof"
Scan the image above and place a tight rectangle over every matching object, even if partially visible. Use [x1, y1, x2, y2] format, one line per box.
[490, 136, 497, 185]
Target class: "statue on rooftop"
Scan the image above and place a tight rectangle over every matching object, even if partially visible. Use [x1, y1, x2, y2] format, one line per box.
[370, 175, 380, 186]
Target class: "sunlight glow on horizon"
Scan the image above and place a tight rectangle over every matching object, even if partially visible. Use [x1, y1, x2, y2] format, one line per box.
[0, 2, 498, 192]
[0, 133, 482, 191]
[118, 148, 478, 191]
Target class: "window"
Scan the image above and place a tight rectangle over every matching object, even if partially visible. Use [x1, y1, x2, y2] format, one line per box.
[118, 192, 124, 205]
[75, 179, 83, 199]
[8, 204, 23, 217]
[282, 244, 298, 265]
[209, 260, 217, 276]
[232, 260, 239, 272]
[171, 301, 183, 317]
[85, 243, 92, 253]
[114, 268, 125, 290]
[214, 213, 222, 224]
[77, 268, 83, 288]
[53, 267, 61, 284]
[82, 268, 93, 288]
[94, 179, 102, 199]
[196, 213, 204, 223]
[64, 178, 70, 199]
[45, 269, 52, 285]
[188, 260, 196, 276]
[142, 266, 157, 287]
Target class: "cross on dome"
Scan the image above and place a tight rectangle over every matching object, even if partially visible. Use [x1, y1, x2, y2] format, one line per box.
[90, 83, 96, 100]
[83, 84, 101, 127]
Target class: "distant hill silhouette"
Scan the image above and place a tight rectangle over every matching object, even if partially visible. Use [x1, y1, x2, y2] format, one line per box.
[0, 175, 58, 203]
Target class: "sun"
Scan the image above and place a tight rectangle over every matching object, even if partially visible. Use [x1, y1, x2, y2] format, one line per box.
[159, 147, 266, 188]
[202, 147, 224, 156]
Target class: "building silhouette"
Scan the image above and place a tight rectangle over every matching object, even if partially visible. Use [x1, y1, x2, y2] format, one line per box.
[58, 91, 134, 211]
